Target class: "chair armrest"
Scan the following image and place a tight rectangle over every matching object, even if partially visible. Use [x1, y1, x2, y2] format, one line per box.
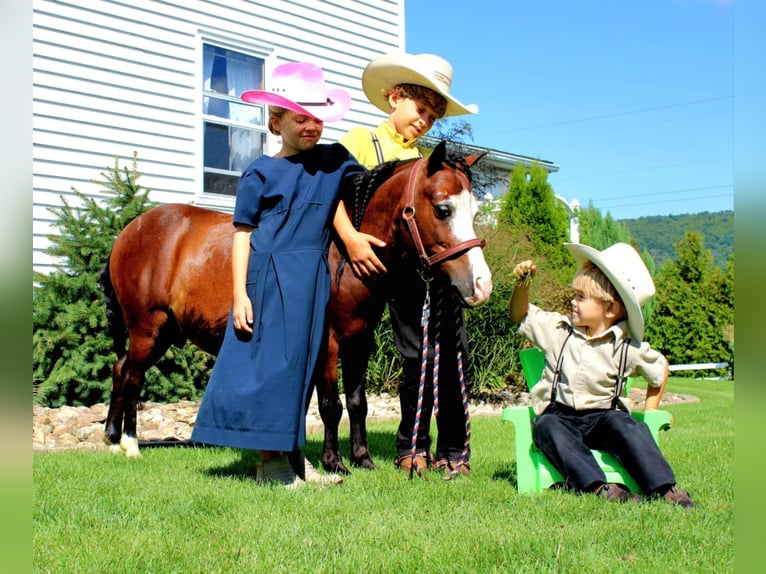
[631, 409, 672, 443]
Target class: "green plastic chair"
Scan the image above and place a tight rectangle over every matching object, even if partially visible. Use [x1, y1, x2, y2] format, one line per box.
[501, 347, 672, 494]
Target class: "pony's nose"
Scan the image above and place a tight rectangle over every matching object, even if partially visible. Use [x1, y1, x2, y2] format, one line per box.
[472, 275, 493, 305]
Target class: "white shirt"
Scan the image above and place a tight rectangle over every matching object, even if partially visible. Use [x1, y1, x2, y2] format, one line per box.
[519, 304, 667, 415]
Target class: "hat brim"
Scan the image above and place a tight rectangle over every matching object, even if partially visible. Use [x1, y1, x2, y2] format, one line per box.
[565, 243, 645, 341]
[240, 88, 350, 123]
[362, 54, 478, 118]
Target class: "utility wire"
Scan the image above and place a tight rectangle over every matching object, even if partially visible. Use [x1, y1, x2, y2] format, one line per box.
[481, 95, 732, 136]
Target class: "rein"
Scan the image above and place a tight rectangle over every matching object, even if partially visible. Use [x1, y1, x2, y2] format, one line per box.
[402, 157, 486, 272]
[408, 279, 472, 481]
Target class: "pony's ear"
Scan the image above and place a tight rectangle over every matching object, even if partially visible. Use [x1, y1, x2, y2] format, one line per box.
[465, 151, 488, 168]
[427, 140, 447, 177]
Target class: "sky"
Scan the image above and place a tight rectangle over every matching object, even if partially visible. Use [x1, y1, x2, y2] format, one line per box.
[404, 0, 735, 220]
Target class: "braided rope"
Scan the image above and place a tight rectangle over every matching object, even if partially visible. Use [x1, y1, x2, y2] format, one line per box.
[443, 348, 471, 481]
[409, 286, 431, 479]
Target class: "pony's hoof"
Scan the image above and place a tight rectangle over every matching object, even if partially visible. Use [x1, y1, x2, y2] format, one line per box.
[351, 457, 378, 471]
[120, 436, 141, 458]
[322, 459, 351, 476]
[108, 443, 122, 455]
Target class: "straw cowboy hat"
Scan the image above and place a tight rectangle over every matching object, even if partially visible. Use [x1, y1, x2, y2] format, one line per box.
[362, 52, 479, 117]
[565, 242, 656, 342]
[241, 61, 351, 123]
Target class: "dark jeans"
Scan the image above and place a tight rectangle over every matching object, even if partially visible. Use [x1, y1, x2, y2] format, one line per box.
[532, 403, 676, 494]
[396, 356, 470, 462]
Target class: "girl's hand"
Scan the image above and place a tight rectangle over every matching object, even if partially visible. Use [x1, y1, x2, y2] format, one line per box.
[346, 231, 387, 278]
[512, 260, 536, 286]
[232, 294, 254, 334]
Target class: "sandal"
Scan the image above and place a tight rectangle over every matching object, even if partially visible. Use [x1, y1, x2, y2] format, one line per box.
[435, 458, 471, 477]
[395, 452, 431, 477]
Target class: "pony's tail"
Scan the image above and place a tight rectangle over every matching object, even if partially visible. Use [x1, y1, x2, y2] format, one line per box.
[98, 253, 128, 356]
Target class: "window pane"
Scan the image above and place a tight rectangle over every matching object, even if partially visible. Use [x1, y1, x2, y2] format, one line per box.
[203, 45, 263, 97]
[203, 96, 264, 125]
[230, 126, 264, 172]
[204, 171, 240, 197]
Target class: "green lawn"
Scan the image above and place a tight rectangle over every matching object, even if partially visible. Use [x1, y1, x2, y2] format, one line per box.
[33, 378, 733, 573]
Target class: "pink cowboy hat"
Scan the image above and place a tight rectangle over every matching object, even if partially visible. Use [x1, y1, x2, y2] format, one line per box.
[241, 61, 350, 123]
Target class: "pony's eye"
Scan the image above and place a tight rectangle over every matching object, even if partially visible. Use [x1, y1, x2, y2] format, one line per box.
[434, 204, 452, 220]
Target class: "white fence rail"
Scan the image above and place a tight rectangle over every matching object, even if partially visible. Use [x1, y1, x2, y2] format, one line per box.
[669, 362, 732, 379]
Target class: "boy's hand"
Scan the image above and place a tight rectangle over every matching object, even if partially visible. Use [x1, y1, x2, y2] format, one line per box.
[512, 260, 536, 286]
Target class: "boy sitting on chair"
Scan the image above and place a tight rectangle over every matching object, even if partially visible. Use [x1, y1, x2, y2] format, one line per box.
[508, 242, 695, 507]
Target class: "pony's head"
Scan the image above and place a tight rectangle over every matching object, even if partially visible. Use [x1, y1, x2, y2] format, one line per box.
[399, 141, 493, 307]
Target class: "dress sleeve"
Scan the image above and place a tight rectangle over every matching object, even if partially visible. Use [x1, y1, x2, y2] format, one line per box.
[232, 164, 264, 227]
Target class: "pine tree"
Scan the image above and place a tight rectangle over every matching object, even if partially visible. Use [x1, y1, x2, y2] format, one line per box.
[499, 162, 570, 269]
[645, 231, 733, 377]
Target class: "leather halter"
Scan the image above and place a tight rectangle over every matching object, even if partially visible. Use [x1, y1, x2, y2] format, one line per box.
[402, 156, 486, 271]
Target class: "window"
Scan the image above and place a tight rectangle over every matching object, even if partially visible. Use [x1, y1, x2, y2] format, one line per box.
[202, 44, 266, 196]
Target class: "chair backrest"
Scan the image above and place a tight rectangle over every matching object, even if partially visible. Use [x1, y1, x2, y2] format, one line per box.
[519, 347, 546, 390]
[519, 346, 632, 395]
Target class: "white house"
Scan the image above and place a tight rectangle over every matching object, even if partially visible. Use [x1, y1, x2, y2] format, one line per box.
[32, 0, 557, 273]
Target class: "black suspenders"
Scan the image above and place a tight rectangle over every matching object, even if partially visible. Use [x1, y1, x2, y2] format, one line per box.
[549, 327, 632, 409]
[370, 131, 423, 166]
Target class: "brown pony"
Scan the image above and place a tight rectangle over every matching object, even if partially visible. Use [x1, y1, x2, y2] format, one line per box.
[100, 141, 493, 470]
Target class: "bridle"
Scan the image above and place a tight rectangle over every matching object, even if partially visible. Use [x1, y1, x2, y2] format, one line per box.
[401, 156, 486, 272]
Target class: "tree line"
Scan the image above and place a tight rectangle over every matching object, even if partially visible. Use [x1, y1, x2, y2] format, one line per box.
[33, 156, 734, 407]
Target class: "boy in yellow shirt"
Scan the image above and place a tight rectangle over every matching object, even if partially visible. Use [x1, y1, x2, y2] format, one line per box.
[336, 52, 479, 476]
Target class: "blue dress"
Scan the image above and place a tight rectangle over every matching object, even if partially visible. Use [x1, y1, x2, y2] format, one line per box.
[192, 144, 362, 452]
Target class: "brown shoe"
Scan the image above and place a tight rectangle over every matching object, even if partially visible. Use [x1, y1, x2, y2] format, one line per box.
[395, 453, 431, 477]
[662, 486, 696, 508]
[435, 458, 471, 477]
[594, 483, 642, 503]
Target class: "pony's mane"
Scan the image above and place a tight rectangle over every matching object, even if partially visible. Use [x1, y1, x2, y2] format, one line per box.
[340, 151, 474, 230]
[341, 158, 413, 229]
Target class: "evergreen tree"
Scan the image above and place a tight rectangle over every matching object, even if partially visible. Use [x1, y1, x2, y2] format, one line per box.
[645, 231, 733, 377]
[578, 204, 632, 249]
[33, 154, 214, 406]
[499, 163, 570, 268]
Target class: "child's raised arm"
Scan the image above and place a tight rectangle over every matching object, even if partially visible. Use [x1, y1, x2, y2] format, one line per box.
[509, 260, 536, 324]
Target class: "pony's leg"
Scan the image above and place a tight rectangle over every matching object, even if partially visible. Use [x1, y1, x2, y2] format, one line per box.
[106, 318, 173, 458]
[104, 355, 127, 454]
[318, 334, 349, 474]
[340, 331, 377, 470]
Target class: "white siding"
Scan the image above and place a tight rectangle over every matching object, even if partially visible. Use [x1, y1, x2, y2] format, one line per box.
[33, 0, 403, 273]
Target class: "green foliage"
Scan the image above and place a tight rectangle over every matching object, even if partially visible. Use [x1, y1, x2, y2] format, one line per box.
[33, 154, 214, 407]
[498, 163, 570, 268]
[578, 203, 632, 249]
[645, 231, 734, 376]
[622, 210, 733, 269]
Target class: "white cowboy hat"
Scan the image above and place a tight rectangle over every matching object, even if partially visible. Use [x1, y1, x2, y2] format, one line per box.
[565, 242, 656, 342]
[241, 61, 351, 123]
[362, 52, 479, 118]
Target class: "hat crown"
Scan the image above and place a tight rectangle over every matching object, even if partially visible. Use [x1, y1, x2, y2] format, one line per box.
[268, 62, 332, 104]
[411, 53, 454, 93]
[565, 242, 655, 341]
[600, 243, 655, 307]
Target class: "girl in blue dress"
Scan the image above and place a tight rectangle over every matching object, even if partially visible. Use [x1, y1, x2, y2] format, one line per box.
[192, 62, 374, 489]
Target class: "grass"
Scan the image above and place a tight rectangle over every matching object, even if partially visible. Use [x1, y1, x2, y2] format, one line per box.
[33, 378, 733, 573]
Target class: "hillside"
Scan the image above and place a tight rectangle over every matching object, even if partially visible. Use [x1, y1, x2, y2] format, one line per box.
[620, 210, 733, 269]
